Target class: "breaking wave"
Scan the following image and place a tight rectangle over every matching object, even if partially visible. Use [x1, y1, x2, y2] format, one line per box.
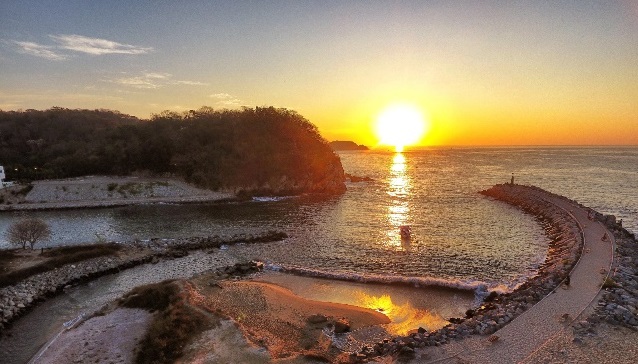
[264, 263, 491, 293]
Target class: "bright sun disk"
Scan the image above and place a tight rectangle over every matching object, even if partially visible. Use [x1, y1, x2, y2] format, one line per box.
[375, 104, 428, 152]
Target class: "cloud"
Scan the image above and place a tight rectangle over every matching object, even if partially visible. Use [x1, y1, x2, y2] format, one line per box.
[174, 80, 207, 86]
[50, 34, 153, 55]
[113, 76, 161, 89]
[110, 72, 207, 89]
[11, 41, 67, 60]
[209, 93, 241, 106]
[8, 34, 153, 60]
[210, 93, 233, 99]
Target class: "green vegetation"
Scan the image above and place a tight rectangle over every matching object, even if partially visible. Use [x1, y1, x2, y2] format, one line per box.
[0, 243, 122, 288]
[602, 277, 618, 288]
[0, 107, 345, 195]
[120, 281, 215, 364]
[117, 182, 143, 195]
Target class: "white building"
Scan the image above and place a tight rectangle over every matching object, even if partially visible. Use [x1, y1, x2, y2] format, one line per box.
[0, 165, 13, 188]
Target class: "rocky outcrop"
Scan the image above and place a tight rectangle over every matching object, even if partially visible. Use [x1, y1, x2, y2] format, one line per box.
[329, 141, 369, 151]
[234, 159, 346, 197]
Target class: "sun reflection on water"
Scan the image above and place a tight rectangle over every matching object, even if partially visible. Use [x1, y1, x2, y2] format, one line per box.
[354, 291, 447, 335]
[385, 152, 412, 250]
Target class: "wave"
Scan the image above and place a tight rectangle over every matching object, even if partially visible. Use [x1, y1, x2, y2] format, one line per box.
[252, 196, 295, 202]
[264, 263, 493, 294]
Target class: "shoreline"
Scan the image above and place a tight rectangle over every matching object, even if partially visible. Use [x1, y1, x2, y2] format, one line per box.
[0, 176, 236, 212]
[2, 183, 636, 363]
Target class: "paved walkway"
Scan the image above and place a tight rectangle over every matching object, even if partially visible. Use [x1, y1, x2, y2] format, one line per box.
[416, 187, 615, 363]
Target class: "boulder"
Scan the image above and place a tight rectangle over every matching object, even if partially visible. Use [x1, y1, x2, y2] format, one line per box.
[307, 314, 328, 324]
[333, 318, 351, 333]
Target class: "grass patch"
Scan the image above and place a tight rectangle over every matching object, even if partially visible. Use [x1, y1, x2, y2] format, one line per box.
[120, 281, 214, 364]
[0, 243, 122, 288]
[117, 182, 143, 196]
[107, 183, 118, 191]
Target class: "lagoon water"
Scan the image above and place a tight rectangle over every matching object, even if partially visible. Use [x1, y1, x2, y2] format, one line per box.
[1, 147, 637, 290]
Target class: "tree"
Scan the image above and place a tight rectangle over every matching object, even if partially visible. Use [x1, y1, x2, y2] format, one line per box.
[7, 217, 51, 249]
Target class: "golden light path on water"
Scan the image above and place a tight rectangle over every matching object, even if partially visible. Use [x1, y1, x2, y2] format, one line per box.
[258, 273, 454, 336]
[353, 291, 448, 335]
[385, 153, 411, 251]
[333, 151, 448, 335]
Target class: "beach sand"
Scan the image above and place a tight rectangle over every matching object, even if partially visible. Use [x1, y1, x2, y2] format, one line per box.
[188, 276, 391, 362]
[0, 176, 233, 211]
[31, 307, 152, 364]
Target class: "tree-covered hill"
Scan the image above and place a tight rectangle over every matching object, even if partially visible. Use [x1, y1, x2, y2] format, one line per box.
[0, 107, 346, 195]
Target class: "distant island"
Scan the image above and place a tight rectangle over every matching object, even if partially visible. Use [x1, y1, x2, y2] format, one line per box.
[329, 140, 369, 151]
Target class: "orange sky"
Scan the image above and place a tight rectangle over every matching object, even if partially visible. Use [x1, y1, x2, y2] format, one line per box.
[1, 1, 637, 146]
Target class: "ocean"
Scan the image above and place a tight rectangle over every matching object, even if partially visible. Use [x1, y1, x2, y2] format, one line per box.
[1, 147, 636, 291]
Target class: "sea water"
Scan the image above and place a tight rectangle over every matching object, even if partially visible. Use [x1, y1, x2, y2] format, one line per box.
[1, 147, 636, 291]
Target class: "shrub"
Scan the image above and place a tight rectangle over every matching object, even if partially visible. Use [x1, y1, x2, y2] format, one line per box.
[119, 281, 215, 364]
[7, 217, 51, 249]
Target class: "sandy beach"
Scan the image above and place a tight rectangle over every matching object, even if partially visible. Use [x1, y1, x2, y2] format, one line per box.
[0, 176, 234, 211]
[188, 277, 391, 362]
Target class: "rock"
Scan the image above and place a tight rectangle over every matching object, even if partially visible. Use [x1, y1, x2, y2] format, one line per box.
[307, 314, 328, 324]
[417, 326, 427, 334]
[333, 318, 350, 333]
[398, 346, 415, 357]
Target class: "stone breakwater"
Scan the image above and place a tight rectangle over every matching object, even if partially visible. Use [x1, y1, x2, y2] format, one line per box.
[0, 231, 287, 332]
[574, 218, 638, 335]
[348, 184, 588, 361]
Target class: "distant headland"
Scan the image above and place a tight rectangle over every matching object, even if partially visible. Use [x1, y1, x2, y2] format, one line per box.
[0, 107, 346, 198]
[329, 140, 369, 151]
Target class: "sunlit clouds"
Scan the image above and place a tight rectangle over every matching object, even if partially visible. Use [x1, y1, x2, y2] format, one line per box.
[50, 34, 153, 55]
[111, 72, 208, 89]
[9, 34, 153, 60]
[11, 41, 67, 61]
[210, 93, 242, 107]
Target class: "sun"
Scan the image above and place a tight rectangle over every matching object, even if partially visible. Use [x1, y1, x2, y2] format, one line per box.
[375, 103, 429, 152]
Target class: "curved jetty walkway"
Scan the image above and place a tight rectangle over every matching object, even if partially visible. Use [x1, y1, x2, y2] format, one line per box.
[418, 185, 615, 364]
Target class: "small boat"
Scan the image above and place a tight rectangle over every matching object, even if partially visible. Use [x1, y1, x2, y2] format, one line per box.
[399, 225, 411, 239]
